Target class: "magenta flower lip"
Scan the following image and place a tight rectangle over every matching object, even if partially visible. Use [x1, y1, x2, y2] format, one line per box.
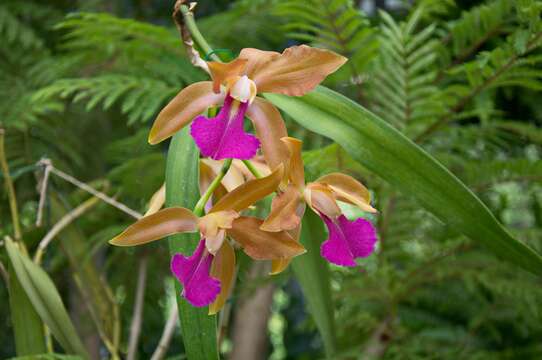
[171, 239, 221, 307]
[190, 95, 260, 161]
[320, 214, 377, 267]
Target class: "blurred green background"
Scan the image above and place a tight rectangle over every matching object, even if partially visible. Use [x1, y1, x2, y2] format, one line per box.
[1, 0, 542, 359]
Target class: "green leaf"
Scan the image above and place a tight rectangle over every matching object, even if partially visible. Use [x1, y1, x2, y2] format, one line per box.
[165, 127, 219, 360]
[4, 238, 89, 358]
[292, 211, 336, 357]
[265, 86, 542, 276]
[8, 266, 47, 355]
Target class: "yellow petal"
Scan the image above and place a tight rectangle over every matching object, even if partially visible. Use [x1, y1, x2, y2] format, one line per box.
[316, 173, 377, 213]
[109, 207, 198, 246]
[209, 240, 236, 315]
[281, 137, 305, 189]
[144, 183, 166, 216]
[246, 97, 289, 170]
[207, 58, 248, 93]
[244, 45, 347, 96]
[201, 159, 245, 192]
[232, 158, 271, 179]
[261, 184, 305, 232]
[270, 224, 302, 275]
[198, 210, 240, 238]
[210, 164, 284, 213]
[148, 81, 225, 144]
[304, 182, 341, 218]
[227, 216, 306, 260]
[205, 229, 226, 255]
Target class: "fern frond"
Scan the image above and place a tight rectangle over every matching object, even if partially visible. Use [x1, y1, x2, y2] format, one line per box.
[367, 9, 445, 131]
[447, 0, 515, 60]
[33, 75, 178, 125]
[0, 5, 44, 50]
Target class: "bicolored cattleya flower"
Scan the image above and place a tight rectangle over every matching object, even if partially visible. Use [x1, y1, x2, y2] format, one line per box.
[110, 166, 305, 312]
[262, 137, 378, 270]
[148, 45, 346, 167]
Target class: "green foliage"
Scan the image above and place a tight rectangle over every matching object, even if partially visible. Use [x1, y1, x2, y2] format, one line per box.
[368, 9, 444, 130]
[2, 0, 542, 359]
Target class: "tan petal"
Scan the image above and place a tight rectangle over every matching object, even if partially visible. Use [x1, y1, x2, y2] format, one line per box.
[239, 48, 281, 79]
[208, 58, 248, 93]
[148, 81, 225, 144]
[246, 97, 289, 170]
[210, 164, 284, 213]
[109, 207, 198, 246]
[282, 137, 305, 189]
[305, 183, 341, 218]
[245, 45, 347, 96]
[270, 224, 302, 275]
[144, 183, 166, 216]
[316, 173, 377, 213]
[209, 240, 236, 315]
[227, 217, 306, 260]
[201, 159, 245, 192]
[261, 184, 305, 232]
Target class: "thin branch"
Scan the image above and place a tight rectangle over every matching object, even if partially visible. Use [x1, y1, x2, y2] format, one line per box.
[127, 253, 149, 360]
[0, 259, 9, 287]
[150, 303, 179, 360]
[36, 159, 52, 227]
[0, 128, 22, 241]
[40, 159, 142, 220]
[34, 196, 100, 264]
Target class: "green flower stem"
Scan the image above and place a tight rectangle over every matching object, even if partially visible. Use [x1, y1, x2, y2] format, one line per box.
[241, 159, 262, 179]
[179, 4, 222, 62]
[193, 158, 233, 216]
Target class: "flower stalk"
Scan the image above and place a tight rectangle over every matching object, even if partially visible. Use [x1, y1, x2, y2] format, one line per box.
[193, 158, 232, 216]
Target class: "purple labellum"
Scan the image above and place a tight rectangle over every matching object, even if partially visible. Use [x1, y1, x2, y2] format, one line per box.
[320, 214, 377, 267]
[190, 95, 260, 160]
[171, 239, 221, 307]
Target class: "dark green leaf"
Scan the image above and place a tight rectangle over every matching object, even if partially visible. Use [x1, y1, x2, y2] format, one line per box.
[292, 211, 336, 357]
[8, 266, 47, 356]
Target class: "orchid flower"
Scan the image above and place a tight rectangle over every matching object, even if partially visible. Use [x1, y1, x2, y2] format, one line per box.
[148, 45, 346, 167]
[110, 167, 305, 313]
[262, 137, 378, 271]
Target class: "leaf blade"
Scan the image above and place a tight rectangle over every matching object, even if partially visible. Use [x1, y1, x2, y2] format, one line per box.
[165, 128, 219, 360]
[5, 238, 89, 358]
[265, 86, 542, 276]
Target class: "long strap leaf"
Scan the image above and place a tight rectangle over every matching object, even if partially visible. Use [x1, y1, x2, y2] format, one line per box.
[265, 86, 542, 276]
[8, 266, 47, 355]
[165, 127, 219, 360]
[292, 211, 336, 358]
[5, 238, 89, 358]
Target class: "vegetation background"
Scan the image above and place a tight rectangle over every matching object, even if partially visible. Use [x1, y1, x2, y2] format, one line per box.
[1, 0, 542, 359]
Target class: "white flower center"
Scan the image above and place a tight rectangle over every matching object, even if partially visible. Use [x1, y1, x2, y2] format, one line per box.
[229, 75, 257, 103]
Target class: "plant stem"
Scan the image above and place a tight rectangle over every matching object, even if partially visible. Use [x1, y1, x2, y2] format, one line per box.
[179, 5, 219, 61]
[241, 160, 262, 179]
[0, 129, 22, 241]
[193, 158, 233, 216]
